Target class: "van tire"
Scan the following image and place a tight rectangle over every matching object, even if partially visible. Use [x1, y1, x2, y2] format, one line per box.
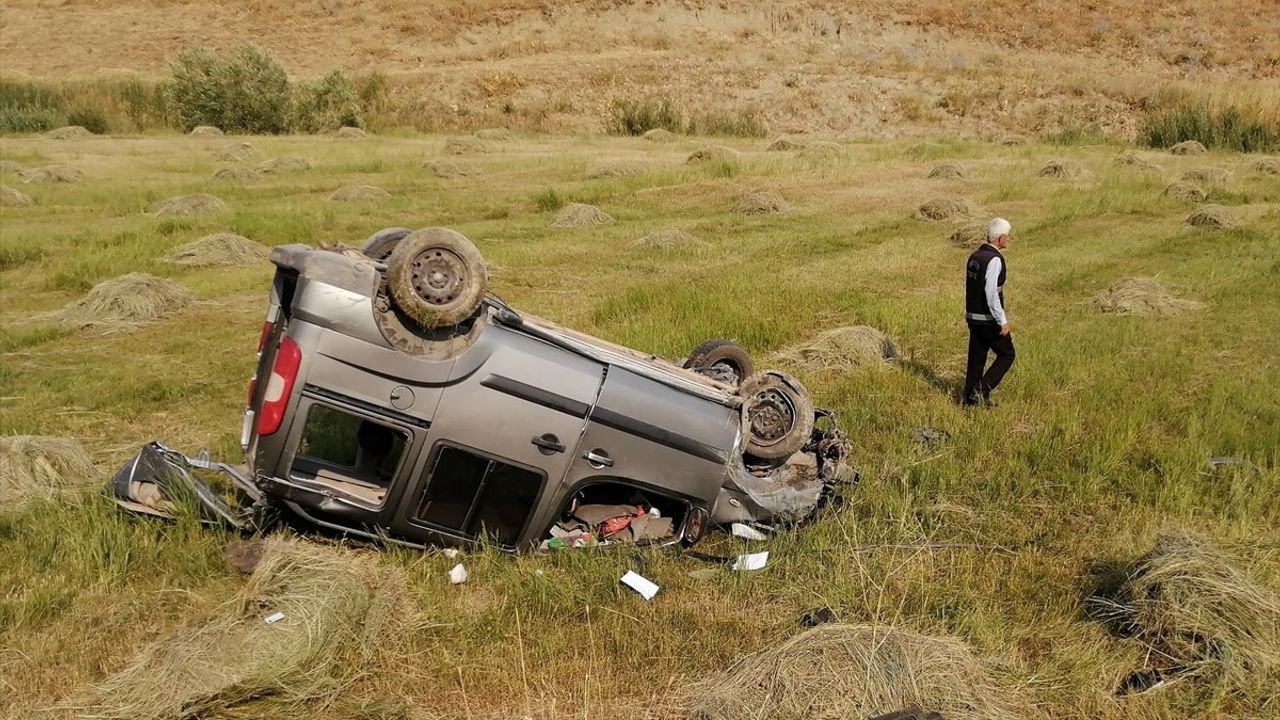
[683, 338, 754, 386]
[361, 227, 412, 261]
[739, 370, 815, 460]
[386, 228, 487, 328]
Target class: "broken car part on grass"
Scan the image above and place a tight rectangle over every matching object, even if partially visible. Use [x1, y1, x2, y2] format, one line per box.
[111, 226, 853, 551]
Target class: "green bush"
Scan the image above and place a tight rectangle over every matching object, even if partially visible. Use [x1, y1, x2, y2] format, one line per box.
[1141, 105, 1278, 152]
[291, 71, 360, 133]
[66, 107, 110, 134]
[0, 105, 63, 133]
[607, 96, 686, 136]
[167, 43, 289, 134]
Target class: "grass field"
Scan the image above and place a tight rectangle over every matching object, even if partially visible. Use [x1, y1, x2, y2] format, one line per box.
[1, 131, 1278, 719]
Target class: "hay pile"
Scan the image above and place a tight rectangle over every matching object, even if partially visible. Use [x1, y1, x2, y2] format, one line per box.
[799, 141, 844, 160]
[929, 163, 966, 180]
[51, 272, 195, 327]
[685, 624, 1029, 720]
[1164, 181, 1206, 202]
[150, 193, 228, 216]
[999, 134, 1028, 146]
[46, 125, 91, 139]
[427, 158, 480, 178]
[913, 196, 978, 222]
[444, 138, 493, 154]
[766, 136, 806, 151]
[189, 125, 223, 137]
[167, 233, 268, 267]
[1090, 533, 1280, 694]
[1181, 167, 1229, 184]
[0, 160, 24, 174]
[688, 146, 741, 163]
[256, 156, 313, 174]
[1252, 157, 1280, 175]
[0, 435, 96, 508]
[1170, 140, 1207, 155]
[1, 185, 33, 207]
[476, 127, 513, 141]
[630, 228, 710, 251]
[77, 539, 417, 720]
[216, 142, 260, 162]
[335, 126, 368, 139]
[212, 166, 262, 184]
[773, 326, 900, 371]
[19, 164, 84, 183]
[643, 128, 675, 142]
[949, 222, 988, 246]
[1038, 159, 1084, 178]
[1114, 152, 1161, 173]
[328, 185, 390, 202]
[551, 203, 614, 228]
[1084, 277, 1202, 316]
[586, 161, 646, 179]
[733, 191, 790, 215]
[1185, 204, 1239, 229]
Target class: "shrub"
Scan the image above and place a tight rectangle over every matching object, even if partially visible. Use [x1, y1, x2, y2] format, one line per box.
[607, 95, 685, 136]
[291, 71, 360, 133]
[1141, 104, 1278, 152]
[66, 106, 110, 134]
[167, 43, 290, 134]
[0, 105, 63, 133]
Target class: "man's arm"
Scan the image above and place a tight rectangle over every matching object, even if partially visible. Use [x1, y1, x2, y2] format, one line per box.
[984, 257, 1008, 331]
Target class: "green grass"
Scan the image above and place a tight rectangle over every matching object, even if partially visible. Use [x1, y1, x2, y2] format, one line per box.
[1, 132, 1278, 719]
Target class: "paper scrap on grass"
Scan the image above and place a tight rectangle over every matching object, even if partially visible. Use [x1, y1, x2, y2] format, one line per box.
[731, 522, 767, 541]
[448, 563, 468, 584]
[263, 611, 286, 624]
[620, 570, 660, 600]
[732, 551, 769, 572]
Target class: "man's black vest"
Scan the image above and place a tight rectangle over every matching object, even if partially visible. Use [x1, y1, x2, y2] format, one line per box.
[965, 242, 1006, 324]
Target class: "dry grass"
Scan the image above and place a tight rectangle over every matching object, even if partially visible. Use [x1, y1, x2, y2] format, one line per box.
[999, 135, 1028, 146]
[551, 202, 614, 227]
[150, 193, 228, 216]
[70, 539, 418, 720]
[929, 163, 966, 180]
[1113, 152, 1161, 173]
[688, 146, 741, 164]
[685, 624, 1033, 720]
[0, 160, 25, 174]
[1038, 160, 1085, 179]
[1252, 157, 1280, 175]
[586, 161, 647, 178]
[19, 164, 83, 183]
[211, 165, 263, 184]
[45, 125, 91, 140]
[0, 435, 96, 509]
[335, 126, 368, 139]
[798, 141, 844, 160]
[188, 125, 223, 137]
[475, 127, 513, 141]
[774, 325, 900, 372]
[629, 227, 709, 251]
[1, 184, 33, 207]
[1181, 167, 1229, 184]
[1164, 181, 1207, 203]
[733, 191, 790, 215]
[256, 156, 313, 173]
[766, 136, 806, 151]
[427, 158, 480, 178]
[949, 222, 988, 246]
[328, 185, 390, 202]
[444, 137, 493, 154]
[215, 142, 260, 162]
[643, 128, 675, 142]
[913, 196, 978, 222]
[1084, 277, 1203, 316]
[47, 272, 195, 327]
[1185, 204, 1240, 229]
[1170, 140, 1207, 155]
[166, 233, 268, 267]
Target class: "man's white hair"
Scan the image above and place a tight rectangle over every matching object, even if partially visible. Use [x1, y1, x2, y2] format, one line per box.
[987, 217, 1011, 241]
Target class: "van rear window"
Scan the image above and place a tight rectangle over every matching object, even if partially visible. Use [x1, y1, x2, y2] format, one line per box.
[417, 445, 541, 546]
[292, 405, 406, 497]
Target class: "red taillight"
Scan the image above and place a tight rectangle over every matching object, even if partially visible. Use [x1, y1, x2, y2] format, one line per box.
[256, 336, 301, 437]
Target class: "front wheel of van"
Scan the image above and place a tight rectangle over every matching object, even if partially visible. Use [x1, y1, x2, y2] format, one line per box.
[386, 228, 488, 328]
[739, 371, 815, 460]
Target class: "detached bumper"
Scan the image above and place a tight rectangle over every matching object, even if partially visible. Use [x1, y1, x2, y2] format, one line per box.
[110, 442, 274, 531]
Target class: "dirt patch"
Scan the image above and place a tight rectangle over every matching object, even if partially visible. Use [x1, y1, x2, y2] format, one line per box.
[444, 137, 494, 154]
[586, 161, 647, 178]
[255, 156, 313, 173]
[774, 326, 900, 371]
[551, 202, 614, 228]
[427, 158, 480, 178]
[1181, 167, 1229, 184]
[329, 185, 391, 202]
[1185, 204, 1240, 229]
[45, 125, 91, 139]
[335, 126, 368, 139]
[685, 624, 1030, 720]
[1084, 277, 1203, 316]
[913, 196, 978, 221]
[166, 233, 268, 267]
[76, 539, 417, 720]
[1170, 140, 1207, 155]
[189, 125, 223, 137]
[733, 191, 790, 215]
[949, 222, 988, 246]
[1038, 159, 1085, 178]
[476, 127, 513, 141]
[150, 194, 228, 216]
[798, 141, 844, 160]
[630, 228, 710, 251]
[766, 136, 806, 151]
[643, 128, 675, 142]
[1252, 157, 1280, 175]
[50, 272, 195, 328]
[1164, 181, 1207, 203]
[0, 435, 97, 509]
[211, 166, 262, 184]
[929, 162, 966, 179]
[1, 185, 33, 207]
[19, 164, 83, 183]
[687, 146, 741, 163]
[215, 142, 260, 162]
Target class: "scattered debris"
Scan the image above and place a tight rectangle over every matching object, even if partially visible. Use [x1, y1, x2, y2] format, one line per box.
[211, 165, 262, 183]
[215, 142, 260, 161]
[448, 563, 468, 585]
[687, 146, 741, 163]
[774, 326, 900, 371]
[150, 193, 228, 216]
[263, 611, 286, 624]
[543, 498, 675, 548]
[0, 435, 97, 509]
[732, 191, 790, 215]
[766, 136, 806, 151]
[427, 158, 480, 178]
[444, 137, 493, 154]
[255, 155, 313, 173]
[685, 624, 1031, 720]
[335, 126, 368, 139]
[329, 185, 391, 202]
[730, 523, 767, 541]
[166, 233, 268, 267]
[799, 141, 844, 160]
[643, 128, 675, 142]
[1252, 157, 1280, 176]
[732, 551, 769, 571]
[1163, 181, 1206, 203]
[475, 127, 513, 141]
[586, 160, 647, 178]
[1, 184, 33, 207]
[189, 125, 223, 137]
[551, 202, 614, 228]
[1169, 140, 1207, 155]
[1182, 167, 1229, 184]
[913, 427, 950, 446]
[948, 222, 988, 246]
[620, 570, 660, 600]
[1185, 204, 1240, 229]
[1038, 159, 1084, 178]
[630, 227, 709, 251]
[225, 540, 266, 574]
[1084, 277, 1203, 316]
[49, 272, 195, 328]
[913, 196, 978, 222]
[45, 125, 92, 139]
[929, 163, 965, 180]
[1206, 455, 1260, 472]
[19, 164, 83, 183]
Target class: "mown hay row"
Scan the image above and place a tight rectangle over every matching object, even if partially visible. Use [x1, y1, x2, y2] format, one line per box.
[20, 164, 84, 183]
[1185, 204, 1239, 229]
[1084, 277, 1202, 316]
[913, 196, 978, 222]
[166, 233, 268, 267]
[216, 142, 260, 162]
[329, 185, 390, 202]
[733, 191, 790, 215]
[151, 194, 228, 216]
[773, 326, 900, 372]
[256, 155, 313, 174]
[0, 435, 97, 509]
[551, 203, 614, 228]
[48, 272, 195, 327]
[630, 228, 709, 251]
[1, 185, 33, 207]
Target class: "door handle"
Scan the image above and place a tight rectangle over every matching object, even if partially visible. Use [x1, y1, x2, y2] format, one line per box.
[584, 449, 613, 468]
[531, 434, 565, 455]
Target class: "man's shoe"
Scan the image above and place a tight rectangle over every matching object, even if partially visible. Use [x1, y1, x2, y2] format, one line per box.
[961, 394, 982, 407]
[981, 393, 997, 408]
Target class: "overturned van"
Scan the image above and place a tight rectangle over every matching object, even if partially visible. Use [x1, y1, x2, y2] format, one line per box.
[112, 227, 852, 551]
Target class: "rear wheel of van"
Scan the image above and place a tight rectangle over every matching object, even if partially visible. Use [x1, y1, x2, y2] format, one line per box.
[683, 338, 754, 387]
[386, 228, 488, 328]
[361, 227, 412, 261]
[739, 370, 815, 460]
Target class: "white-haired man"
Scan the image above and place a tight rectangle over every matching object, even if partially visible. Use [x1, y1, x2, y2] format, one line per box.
[962, 218, 1015, 407]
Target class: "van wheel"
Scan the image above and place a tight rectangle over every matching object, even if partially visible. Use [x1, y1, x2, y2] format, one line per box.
[386, 228, 487, 328]
[739, 371, 815, 460]
[361, 227, 412, 261]
[683, 339, 754, 386]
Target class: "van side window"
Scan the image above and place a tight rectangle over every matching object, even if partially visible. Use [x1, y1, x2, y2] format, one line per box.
[417, 445, 541, 546]
[292, 405, 406, 501]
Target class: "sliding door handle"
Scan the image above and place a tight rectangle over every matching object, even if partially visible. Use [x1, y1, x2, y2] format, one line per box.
[531, 434, 565, 455]
[584, 449, 613, 468]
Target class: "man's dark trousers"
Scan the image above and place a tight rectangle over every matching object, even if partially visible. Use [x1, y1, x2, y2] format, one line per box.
[963, 322, 1015, 401]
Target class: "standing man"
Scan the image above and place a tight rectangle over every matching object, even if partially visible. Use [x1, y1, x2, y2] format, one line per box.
[962, 218, 1015, 407]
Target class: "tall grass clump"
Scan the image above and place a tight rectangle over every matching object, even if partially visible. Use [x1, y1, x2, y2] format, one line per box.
[166, 43, 290, 134]
[1141, 104, 1278, 153]
[607, 95, 685, 136]
[0, 77, 170, 134]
